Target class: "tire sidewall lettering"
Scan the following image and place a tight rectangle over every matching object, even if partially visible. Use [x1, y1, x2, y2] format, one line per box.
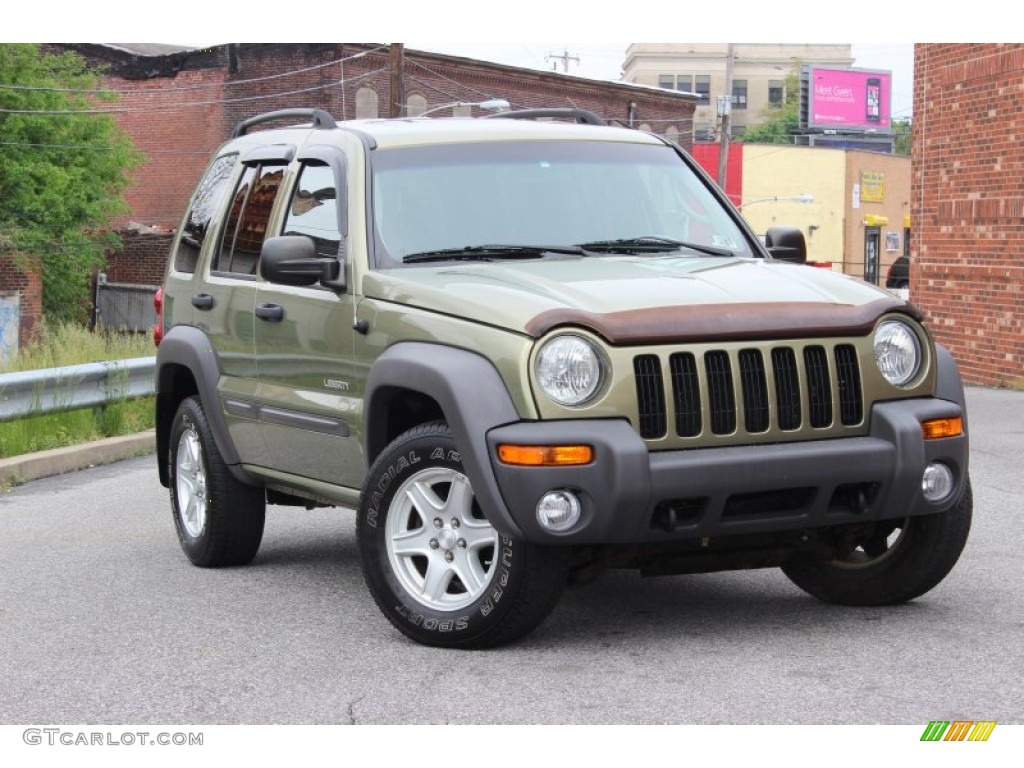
[361, 434, 517, 638]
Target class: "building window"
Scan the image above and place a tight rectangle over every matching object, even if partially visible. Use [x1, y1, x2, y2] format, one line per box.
[694, 75, 710, 103]
[665, 126, 679, 144]
[769, 79, 784, 105]
[406, 93, 427, 117]
[356, 87, 378, 119]
[659, 74, 693, 92]
[732, 79, 748, 110]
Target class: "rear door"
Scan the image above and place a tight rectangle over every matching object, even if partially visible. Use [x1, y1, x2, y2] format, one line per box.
[197, 148, 294, 467]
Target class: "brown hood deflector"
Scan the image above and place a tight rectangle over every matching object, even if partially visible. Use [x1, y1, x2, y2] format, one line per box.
[525, 298, 923, 345]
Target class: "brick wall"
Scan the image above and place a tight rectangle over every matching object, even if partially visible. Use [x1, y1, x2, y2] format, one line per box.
[913, 44, 1024, 387]
[54, 43, 695, 231]
[104, 231, 174, 285]
[52, 43, 696, 305]
[0, 255, 43, 347]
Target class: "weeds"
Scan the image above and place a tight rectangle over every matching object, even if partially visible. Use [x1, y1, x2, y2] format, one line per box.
[0, 323, 155, 458]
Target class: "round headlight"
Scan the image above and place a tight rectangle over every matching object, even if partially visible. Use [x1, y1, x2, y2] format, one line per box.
[874, 320, 921, 386]
[535, 335, 606, 406]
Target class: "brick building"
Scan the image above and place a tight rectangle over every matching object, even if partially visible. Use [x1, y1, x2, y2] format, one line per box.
[3, 43, 695, 340]
[912, 44, 1024, 387]
[54, 43, 698, 236]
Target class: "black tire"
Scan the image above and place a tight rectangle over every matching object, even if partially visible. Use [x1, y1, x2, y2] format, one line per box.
[168, 395, 265, 567]
[356, 422, 569, 649]
[782, 480, 972, 606]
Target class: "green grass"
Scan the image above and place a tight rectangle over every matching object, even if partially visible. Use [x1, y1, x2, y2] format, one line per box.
[0, 323, 156, 459]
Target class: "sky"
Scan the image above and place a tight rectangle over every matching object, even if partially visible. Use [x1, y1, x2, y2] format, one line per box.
[403, 42, 916, 119]
[11, 0, 1004, 122]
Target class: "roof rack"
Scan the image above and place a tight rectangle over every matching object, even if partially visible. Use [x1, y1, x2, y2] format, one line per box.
[483, 108, 607, 126]
[230, 108, 337, 138]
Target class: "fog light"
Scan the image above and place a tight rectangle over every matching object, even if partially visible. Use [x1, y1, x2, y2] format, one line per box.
[536, 491, 582, 532]
[922, 463, 955, 502]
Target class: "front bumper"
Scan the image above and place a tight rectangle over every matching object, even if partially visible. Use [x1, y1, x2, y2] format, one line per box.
[484, 398, 969, 545]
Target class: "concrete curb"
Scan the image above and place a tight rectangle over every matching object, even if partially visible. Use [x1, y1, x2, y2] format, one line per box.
[0, 430, 155, 487]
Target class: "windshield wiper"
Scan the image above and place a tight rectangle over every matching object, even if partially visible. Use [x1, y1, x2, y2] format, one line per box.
[402, 244, 585, 264]
[576, 236, 734, 258]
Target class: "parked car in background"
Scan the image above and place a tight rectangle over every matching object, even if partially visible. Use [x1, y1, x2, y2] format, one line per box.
[886, 254, 910, 290]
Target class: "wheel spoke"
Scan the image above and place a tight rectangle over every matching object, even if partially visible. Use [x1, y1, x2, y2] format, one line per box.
[443, 473, 474, 520]
[391, 526, 436, 558]
[405, 479, 446, 519]
[460, 520, 497, 552]
[421, 558, 455, 601]
[452, 556, 486, 595]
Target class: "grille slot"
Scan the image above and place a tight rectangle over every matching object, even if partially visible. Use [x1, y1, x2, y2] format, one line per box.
[633, 354, 666, 439]
[772, 347, 802, 430]
[669, 353, 702, 437]
[804, 346, 833, 428]
[705, 351, 736, 435]
[738, 349, 769, 433]
[835, 344, 863, 425]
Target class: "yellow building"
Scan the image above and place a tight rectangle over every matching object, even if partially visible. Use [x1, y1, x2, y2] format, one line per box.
[738, 145, 910, 283]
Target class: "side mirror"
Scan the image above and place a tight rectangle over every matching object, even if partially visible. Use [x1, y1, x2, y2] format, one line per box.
[260, 235, 343, 289]
[764, 227, 807, 264]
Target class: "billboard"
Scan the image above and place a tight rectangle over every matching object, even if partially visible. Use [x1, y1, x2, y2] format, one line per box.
[803, 67, 892, 133]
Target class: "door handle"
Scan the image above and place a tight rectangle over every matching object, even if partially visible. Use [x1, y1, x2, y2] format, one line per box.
[191, 293, 215, 310]
[255, 303, 285, 322]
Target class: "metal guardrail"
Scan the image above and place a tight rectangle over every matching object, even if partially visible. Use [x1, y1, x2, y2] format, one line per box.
[0, 357, 155, 423]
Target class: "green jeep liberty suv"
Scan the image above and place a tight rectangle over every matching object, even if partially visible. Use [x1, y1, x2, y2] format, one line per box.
[154, 107, 972, 648]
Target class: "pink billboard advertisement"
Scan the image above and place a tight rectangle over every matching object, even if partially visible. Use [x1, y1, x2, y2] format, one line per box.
[807, 67, 892, 132]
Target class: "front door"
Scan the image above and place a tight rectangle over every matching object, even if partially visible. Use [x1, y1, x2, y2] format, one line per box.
[253, 158, 363, 489]
[864, 227, 881, 284]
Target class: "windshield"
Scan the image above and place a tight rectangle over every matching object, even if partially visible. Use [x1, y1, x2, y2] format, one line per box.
[370, 140, 754, 267]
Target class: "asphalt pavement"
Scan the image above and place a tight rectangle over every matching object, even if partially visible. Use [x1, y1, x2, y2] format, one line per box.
[0, 386, 1021, 727]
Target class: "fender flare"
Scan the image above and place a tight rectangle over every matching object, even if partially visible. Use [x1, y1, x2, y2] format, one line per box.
[364, 342, 525, 538]
[934, 343, 969, 436]
[155, 325, 253, 486]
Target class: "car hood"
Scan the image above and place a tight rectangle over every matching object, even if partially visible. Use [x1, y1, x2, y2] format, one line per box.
[362, 256, 918, 343]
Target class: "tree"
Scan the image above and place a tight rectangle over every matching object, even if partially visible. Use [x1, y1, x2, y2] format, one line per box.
[739, 69, 801, 145]
[893, 118, 912, 157]
[0, 44, 143, 325]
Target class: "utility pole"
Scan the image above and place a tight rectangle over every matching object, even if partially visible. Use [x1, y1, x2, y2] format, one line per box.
[717, 43, 735, 190]
[545, 49, 580, 73]
[389, 43, 405, 118]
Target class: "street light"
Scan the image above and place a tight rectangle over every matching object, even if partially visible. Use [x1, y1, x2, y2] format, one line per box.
[418, 98, 510, 117]
[738, 193, 814, 210]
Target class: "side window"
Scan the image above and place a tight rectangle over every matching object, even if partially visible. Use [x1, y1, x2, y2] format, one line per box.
[173, 154, 238, 273]
[212, 163, 286, 276]
[282, 163, 342, 259]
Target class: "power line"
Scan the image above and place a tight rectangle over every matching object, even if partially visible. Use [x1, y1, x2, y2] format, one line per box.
[0, 46, 388, 96]
[0, 67, 389, 115]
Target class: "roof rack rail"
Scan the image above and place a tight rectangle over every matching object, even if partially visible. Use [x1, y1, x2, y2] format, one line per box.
[483, 108, 607, 126]
[231, 108, 337, 138]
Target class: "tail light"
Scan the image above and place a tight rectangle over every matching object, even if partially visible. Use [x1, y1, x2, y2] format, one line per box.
[152, 286, 164, 346]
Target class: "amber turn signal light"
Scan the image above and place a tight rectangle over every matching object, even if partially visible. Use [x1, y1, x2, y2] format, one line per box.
[497, 444, 594, 466]
[921, 416, 964, 440]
